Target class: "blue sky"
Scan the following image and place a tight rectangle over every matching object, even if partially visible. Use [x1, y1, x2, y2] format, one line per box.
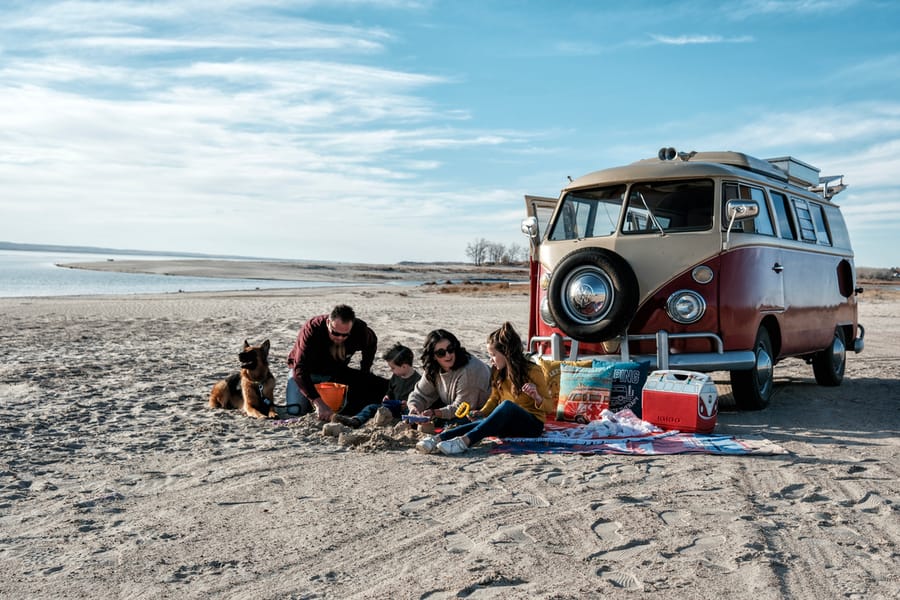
[1, 0, 898, 267]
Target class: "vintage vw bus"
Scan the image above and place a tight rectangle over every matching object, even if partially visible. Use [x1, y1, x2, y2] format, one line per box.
[522, 148, 865, 410]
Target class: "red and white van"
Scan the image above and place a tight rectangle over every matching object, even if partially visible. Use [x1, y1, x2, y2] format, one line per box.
[522, 148, 865, 410]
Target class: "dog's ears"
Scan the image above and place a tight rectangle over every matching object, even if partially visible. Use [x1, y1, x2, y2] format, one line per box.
[243, 339, 251, 350]
[261, 339, 271, 353]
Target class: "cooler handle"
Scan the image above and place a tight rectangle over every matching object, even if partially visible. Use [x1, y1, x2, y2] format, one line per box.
[654, 369, 711, 384]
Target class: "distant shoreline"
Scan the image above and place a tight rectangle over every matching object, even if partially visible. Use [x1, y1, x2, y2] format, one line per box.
[58, 258, 530, 285]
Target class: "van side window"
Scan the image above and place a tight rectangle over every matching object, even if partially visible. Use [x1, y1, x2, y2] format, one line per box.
[810, 203, 832, 246]
[770, 191, 796, 240]
[622, 179, 713, 234]
[823, 204, 853, 250]
[723, 183, 775, 235]
[791, 197, 818, 243]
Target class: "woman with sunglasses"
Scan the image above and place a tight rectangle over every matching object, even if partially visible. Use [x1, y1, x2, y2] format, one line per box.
[406, 329, 491, 423]
[416, 322, 550, 455]
[286, 304, 388, 421]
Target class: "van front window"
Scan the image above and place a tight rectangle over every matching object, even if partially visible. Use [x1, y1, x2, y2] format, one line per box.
[623, 179, 714, 234]
[548, 185, 626, 241]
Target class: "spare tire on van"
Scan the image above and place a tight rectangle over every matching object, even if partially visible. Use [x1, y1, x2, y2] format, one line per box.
[547, 248, 639, 343]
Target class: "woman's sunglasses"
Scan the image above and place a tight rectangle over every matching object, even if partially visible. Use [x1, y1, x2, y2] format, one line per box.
[433, 346, 456, 358]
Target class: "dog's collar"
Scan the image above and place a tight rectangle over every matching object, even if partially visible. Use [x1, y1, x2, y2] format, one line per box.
[255, 381, 273, 408]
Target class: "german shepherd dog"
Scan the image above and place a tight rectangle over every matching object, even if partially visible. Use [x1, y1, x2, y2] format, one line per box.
[209, 340, 277, 419]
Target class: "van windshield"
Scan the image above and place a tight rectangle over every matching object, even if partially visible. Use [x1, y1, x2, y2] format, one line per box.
[547, 185, 626, 241]
[623, 179, 714, 233]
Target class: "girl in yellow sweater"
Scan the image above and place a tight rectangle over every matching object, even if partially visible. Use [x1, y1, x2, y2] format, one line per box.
[416, 322, 551, 455]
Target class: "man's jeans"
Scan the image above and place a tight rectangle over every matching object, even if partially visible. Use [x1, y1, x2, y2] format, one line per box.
[285, 371, 331, 416]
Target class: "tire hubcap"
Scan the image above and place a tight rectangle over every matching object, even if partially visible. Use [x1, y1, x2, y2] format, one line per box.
[831, 335, 846, 372]
[563, 269, 613, 324]
[755, 343, 773, 395]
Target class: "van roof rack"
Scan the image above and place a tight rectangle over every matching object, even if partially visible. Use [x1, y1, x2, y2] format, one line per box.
[653, 148, 847, 199]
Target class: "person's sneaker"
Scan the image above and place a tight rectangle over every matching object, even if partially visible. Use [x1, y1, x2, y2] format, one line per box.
[437, 437, 469, 455]
[415, 435, 440, 454]
[331, 414, 361, 428]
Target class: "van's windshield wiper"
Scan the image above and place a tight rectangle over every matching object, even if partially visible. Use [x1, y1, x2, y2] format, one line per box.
[637, 191, 667, 236]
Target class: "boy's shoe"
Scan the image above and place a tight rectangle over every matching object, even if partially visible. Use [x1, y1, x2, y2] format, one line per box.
[415, 435, 440, 454]
[331, 414, 361, 428]
[437, 437, 469, 455]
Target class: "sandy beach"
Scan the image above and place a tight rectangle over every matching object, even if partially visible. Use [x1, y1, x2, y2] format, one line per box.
[1, 262, 898, 599]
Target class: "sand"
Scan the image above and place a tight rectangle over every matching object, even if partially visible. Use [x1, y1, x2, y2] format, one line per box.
[1, 263, 898, 599]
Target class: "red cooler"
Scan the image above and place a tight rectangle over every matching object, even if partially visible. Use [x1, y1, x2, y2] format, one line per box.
[641, 370, 718, 433]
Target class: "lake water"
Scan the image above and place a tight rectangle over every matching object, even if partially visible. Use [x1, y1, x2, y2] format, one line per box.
[0, 250, 356, 298]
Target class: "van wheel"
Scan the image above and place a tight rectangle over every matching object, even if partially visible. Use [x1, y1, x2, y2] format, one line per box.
[730, 327, 774, 410]
[812, 327, 846, 386]
[547, 248, 639, 343]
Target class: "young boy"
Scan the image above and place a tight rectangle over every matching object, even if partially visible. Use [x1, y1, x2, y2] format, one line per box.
[332, 343, 421, 428]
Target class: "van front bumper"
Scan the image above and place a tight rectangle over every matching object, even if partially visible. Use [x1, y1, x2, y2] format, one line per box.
[530, 331, 757, 371]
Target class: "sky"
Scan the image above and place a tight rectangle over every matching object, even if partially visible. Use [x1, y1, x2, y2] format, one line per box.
[1, 0, 898, 267]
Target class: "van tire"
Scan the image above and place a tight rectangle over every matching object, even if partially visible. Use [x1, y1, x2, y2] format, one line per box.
[812, 327, 846, 386]
[547, 248, 639, 342]
[730, 327, 774, 410]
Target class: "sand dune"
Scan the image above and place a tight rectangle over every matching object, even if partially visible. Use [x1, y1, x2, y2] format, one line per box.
[0, 281, 897, 599]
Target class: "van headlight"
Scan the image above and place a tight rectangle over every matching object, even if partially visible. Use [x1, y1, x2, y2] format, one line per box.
[540, 296, 557, 327]
[666, 290, 706, 324]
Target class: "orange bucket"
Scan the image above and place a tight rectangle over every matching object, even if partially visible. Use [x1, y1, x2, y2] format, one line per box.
[315, 382, 348, 412]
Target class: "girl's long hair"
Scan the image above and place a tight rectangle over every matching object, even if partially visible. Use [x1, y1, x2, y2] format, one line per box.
[487, 322, 531, 391]
[420, 329, 470, 383]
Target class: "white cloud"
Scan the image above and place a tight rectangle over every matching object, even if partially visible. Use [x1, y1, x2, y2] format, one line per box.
[0, 20, 533, 262]
[648, 34, 753, 45]
[730, 0, 862, 18]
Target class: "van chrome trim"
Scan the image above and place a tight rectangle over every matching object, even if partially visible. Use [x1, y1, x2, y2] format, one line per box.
[529, 330, 756, 371]
[853, 324, 865, 353]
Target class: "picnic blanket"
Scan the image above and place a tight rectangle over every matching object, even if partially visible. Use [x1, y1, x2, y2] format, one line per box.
[489, 410, 788, 456]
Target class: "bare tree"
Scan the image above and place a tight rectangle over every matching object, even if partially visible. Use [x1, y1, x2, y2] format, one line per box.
[486, 242, 506, 264]
[465, 238, 489, 266]
[505, 243, 527, 264]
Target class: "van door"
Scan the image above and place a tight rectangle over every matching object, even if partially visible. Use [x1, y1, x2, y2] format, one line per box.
[523, 195, 558, 343]
[720, 185, 785, 351]
[524, 195, 558, 244]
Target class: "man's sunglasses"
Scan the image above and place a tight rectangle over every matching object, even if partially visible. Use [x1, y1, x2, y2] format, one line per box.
[433, 346, 456, 358]
[329, 328, 351, 338]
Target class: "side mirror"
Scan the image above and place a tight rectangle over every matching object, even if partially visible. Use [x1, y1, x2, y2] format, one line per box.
[723, 200, 760, 251]
[725, 200, 759, 221]
[521, 216, 538, 238]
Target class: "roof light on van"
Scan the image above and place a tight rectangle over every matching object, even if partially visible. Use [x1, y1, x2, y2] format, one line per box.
[658, 146, 697, 162]
[666, 290, 707, 324]
[691, 265, 714, 284]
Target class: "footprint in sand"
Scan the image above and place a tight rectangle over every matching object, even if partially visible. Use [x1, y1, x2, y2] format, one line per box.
[774, 483, 806, 499]
[659, 509, 690, 525]
[854, 491, 886, 513]
[399, 495, 431, 513]
[490, 524, 535, 545]
[592, 520, 623, 545]
[604, 569, 644, 591]
[677, 535, 726, 554]
[444, 532, 475, 553]
[591, 539, 652, 561]
[492, 492, 549, 508]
